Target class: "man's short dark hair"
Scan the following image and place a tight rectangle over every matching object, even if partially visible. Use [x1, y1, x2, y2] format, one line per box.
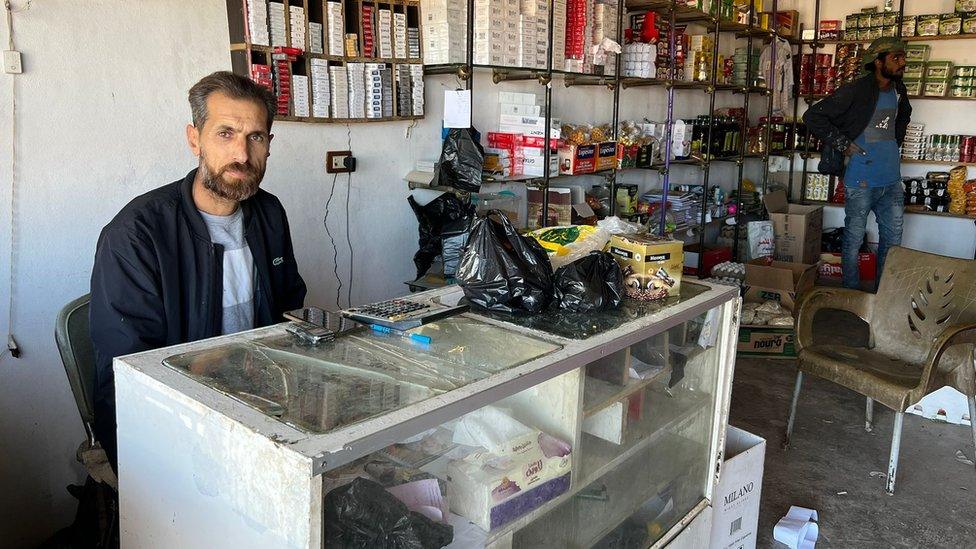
[188, 71, 276, 131]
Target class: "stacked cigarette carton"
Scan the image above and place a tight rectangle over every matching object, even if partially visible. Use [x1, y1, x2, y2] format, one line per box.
[362, 4, 375, 57]
[394, 12, 408, 59]
[327, 2, 344, 56]
[292, 74, 310, 117]
[310, 58, 330, 118]
[408, 27, 421, 58]
[486, 92, 561, 178]
[378, 9, 394, 58]
[309, 22, 324, 54]
[269, 1, 287, 46]
[409, 64, 424, 115]
[289, 4, 306, 50]
[347, 62, 367, 118]
[365, 63, 385, 119]
[421, 0, 467, 64]
[246, 0, 270, 46]
[330, 65, 349, 118]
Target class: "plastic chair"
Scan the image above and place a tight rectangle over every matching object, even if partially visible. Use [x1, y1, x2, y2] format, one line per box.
[784, 246, 976, 495]
[55, 294, 116, 488]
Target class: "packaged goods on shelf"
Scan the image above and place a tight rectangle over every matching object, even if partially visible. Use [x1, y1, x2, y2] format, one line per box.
[622, 42, 656, 79]
[309, 22, 324, 54]
[394, 12, 408, 59]
[329, 65, 349, 118]
[292, 74, 310, 117]
[310, 59, 330, 118]
[269, 1, 287, 46]
[246, 0, 270, 46]
[289, 4, 307, 50]
[948, 165, 968, 215]
[805, 173, 831, 202]
[421, 0, 467, 64]
[271, 47, 301, 116]
[250, 63, 273, 95]
[327, 2, 344, 56]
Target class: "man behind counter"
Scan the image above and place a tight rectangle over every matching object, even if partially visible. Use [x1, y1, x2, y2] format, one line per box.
[90, 71, 307, 465]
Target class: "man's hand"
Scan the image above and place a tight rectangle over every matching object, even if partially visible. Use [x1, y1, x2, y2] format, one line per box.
[845, 143, 866, 157]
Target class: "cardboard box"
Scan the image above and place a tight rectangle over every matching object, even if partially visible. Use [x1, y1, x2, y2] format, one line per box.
[558, 144, 596, 175]
[744, 259, 818, 313]
[710, 426, 766, 549]
[737, 325, 797, 359]
[817, 252, 877, 283]
[684, 244, 732, 277]
[526, 187, 572, 229]
[609, 234, 684, 301]
[764, 190, 824, 265]
[594, 141, 618, 172]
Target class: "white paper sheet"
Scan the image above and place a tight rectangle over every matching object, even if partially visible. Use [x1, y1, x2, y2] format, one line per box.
[443, 90, 472, 128]
[773, 505, 819, 549]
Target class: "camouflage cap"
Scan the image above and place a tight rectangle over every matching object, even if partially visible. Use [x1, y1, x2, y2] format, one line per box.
[861, 37, 908, 67]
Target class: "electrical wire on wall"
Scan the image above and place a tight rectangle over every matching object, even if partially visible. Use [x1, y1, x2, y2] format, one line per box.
[323, 172, 342, 311]
[1, 0, 30, 360]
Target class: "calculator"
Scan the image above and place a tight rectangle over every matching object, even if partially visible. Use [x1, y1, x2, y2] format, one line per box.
[341, 298, 468, 330]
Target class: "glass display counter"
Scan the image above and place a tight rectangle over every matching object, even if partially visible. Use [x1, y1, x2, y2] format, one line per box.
[114, 281, 739, 548]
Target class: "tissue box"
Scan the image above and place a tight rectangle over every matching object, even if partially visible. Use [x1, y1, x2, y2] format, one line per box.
[447, 431, 572, 531]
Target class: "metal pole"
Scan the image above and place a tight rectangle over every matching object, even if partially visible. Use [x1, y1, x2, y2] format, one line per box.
[760, 0, 778, 197]
[799, 0, 821, 204]
[697, 4, 721, 277]
[787, 30, 800, 201]
[609, 0, 624, 217]
[886, 412, 905, 495]
[540, 0, 556, 227]
[732, 0, 757, 261]
[465, 0, 474, 92]
[660, 0, 678, 236]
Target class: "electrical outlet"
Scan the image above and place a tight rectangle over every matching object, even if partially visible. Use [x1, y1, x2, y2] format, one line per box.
[3, 51, 23, 74]
[326, 150, 355, 173]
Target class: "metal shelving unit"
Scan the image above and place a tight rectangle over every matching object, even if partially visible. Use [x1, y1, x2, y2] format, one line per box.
[421, 0, 783, 276]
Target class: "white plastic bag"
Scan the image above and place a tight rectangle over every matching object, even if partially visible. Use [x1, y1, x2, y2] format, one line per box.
[747, 221, 775, 260]
[597, 216, 644, 235]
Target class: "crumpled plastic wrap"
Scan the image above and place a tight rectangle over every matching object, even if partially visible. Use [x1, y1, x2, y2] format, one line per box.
[323, 477, 454, 549]
[529, 225, 612, 270]
[551, 251, 624, 313]
[457, 211, 554, 314]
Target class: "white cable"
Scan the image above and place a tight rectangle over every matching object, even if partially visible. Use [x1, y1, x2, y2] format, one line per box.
[3, 0, 19, 356]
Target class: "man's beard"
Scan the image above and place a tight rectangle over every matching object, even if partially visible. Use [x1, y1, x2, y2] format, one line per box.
[200, 154, 264, 202]
[882, 66, 904, 81]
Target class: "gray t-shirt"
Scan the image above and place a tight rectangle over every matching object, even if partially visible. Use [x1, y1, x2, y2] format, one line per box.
[198, 208, 255, 335]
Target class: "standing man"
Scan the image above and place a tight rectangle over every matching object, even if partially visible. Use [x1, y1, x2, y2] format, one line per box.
[805, 37, 911, 289]
[90, 72, 307, 466]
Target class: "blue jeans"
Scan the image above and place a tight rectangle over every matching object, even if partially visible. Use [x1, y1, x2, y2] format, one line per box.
[843, 183, 904, 289]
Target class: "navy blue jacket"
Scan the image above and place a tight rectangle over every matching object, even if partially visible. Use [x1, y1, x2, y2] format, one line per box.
[89, 169, 306, 462]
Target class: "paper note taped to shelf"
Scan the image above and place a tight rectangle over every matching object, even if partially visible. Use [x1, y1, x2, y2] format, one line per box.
[443, 90, 472, 128]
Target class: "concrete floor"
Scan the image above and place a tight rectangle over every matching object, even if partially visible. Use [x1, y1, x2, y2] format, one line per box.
[729, 310, 976, 548]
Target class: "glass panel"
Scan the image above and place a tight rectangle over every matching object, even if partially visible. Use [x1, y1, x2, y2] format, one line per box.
[320, 369, 581, 548]
[162, 315, 561, 434]
[512, 306, 723, 548]
[477, 281, 711, 339]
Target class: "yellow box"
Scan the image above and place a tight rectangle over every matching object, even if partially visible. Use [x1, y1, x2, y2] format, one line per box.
[609, 234, 684, 301]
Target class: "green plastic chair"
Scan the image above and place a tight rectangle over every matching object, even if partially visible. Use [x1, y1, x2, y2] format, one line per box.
[55, 294, 97, 446]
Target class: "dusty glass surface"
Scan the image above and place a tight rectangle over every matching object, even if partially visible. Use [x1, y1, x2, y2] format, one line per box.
[477, 282, 711, 339]
[162, 315, 561, 434]
[512, 307, 723, 548]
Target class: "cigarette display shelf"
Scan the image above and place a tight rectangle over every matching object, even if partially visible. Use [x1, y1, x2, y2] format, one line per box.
[226, 0, 427, 123]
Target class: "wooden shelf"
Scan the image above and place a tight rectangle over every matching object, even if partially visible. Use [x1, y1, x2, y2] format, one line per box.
[229, 0, 426, 123]
[805, 34, 976, 46]
[902, 159, 976, 167]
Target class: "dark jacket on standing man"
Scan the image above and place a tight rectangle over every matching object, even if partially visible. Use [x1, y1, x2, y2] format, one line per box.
[803, 73, 912, 175]
[89, 169, 307, 464]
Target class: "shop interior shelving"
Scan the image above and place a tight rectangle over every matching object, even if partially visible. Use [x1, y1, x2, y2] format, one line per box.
[226, 0, 427, 122]
[791, 0, 976, 226]
[422, 0, 791, 274]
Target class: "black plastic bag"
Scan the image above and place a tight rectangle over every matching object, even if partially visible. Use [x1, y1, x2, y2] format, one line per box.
[408, 194, 475, 279]
[432, 128, 484, 193]
[457, 211, 554, 314]
[552, 251, 624, 313]
[822, 227, 871, 254]
[323, 477, 453, 549]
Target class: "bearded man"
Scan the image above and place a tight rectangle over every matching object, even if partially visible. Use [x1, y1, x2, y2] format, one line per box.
[804, 38, 911, 289]
[90, 72, 307, 466]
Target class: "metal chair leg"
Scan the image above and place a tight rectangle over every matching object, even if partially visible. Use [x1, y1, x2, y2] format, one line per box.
[886, 412, 905, 495]
[968, 396, 976, 471]
[865, 397, 874, 432]
[783, 371, 804, 449]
